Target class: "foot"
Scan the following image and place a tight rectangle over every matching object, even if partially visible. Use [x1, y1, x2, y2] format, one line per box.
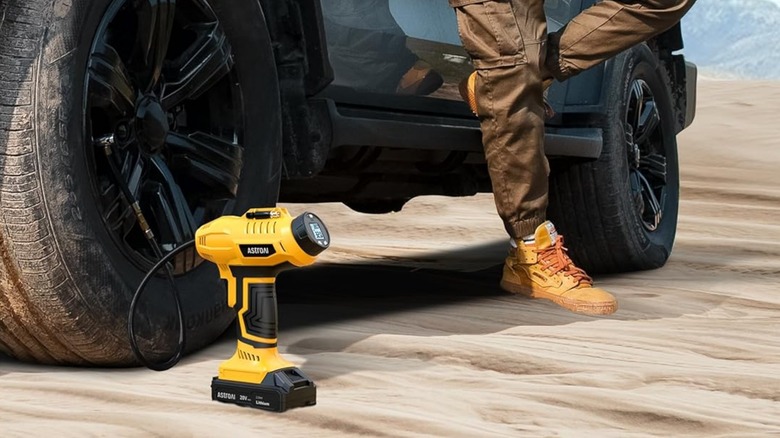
[397, 60, 444, 96]
[501, 221, 617, 315]
[458, 71, 555, 119]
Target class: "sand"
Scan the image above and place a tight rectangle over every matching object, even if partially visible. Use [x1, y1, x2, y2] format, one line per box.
[1, 81, 779, 437]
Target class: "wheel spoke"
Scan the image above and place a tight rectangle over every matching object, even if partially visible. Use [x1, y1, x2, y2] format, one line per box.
[88, 41, 136, 115]
[145, 155, 197, 244]
[166, 131, 242, 198]
[100, 182, 130, 232]
[631, 80, 645, 129]
[629, 169, 643, 212]
[635, 101, 660, 146]
[120, 149, 146, 199]
[161, 23, 233, 110]
[637, 170, 663, 230]
[135, 0, 176, 92]
[639, 153, 667, 184]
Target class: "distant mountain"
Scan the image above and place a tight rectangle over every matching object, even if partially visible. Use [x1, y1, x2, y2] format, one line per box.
[681, 0, 780, 79]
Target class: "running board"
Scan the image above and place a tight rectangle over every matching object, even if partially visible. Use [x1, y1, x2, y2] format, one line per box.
[321, 99, 603, 159]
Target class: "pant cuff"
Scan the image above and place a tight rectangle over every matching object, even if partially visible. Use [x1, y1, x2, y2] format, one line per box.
[507, 214, 547, 239]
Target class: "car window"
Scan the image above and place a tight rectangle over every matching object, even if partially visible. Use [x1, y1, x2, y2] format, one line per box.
[320, 0, 585, 101]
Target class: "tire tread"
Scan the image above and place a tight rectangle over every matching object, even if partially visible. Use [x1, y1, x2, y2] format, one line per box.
[0, 0, 114, 365]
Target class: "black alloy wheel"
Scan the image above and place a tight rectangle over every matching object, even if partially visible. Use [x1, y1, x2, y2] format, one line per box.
[625, 78, 668, 232]
[86, 0, 243, 271]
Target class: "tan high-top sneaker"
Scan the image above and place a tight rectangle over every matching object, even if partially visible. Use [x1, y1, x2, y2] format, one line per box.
[501, 221, 617, 315]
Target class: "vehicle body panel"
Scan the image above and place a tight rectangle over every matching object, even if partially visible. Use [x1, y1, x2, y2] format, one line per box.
[276, 0, 695, 203]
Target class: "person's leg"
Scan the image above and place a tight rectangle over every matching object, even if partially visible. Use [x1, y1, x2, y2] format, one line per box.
[546, 0, 697, 81]
[451, 0, 549, 238]
[451, 0, 617, 315]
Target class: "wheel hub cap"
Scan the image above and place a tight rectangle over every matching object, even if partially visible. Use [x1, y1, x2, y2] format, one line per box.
[135, 95, 168, 154]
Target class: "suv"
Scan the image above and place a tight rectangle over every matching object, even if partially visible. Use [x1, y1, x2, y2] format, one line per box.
[0, 0, 696, 365]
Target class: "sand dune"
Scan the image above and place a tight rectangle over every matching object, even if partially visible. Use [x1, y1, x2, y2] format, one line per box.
[1, 80, 779, 437]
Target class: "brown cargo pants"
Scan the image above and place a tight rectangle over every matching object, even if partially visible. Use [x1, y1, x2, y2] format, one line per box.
[450, 0, 696, 238]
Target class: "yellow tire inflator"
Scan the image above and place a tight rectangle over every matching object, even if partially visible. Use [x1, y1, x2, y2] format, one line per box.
[195, 208, 330, 411]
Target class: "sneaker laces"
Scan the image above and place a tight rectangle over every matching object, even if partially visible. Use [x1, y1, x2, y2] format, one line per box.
[534, 236, 593, 287]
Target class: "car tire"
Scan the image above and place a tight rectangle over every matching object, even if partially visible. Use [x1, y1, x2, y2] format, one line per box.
[547, 44, 680, 274]
[0, 0, 281, 365]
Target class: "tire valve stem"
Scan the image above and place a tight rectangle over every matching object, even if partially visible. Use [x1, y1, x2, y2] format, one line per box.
[132, 202, 156, 241]
[96, 134, 116, 156]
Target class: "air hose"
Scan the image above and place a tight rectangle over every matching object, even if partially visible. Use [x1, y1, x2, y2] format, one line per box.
[96, 134, 198, 371]
[127, 240, 195, 371]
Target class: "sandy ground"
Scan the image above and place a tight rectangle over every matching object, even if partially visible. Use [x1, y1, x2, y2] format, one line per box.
[2, 81, 779, 437]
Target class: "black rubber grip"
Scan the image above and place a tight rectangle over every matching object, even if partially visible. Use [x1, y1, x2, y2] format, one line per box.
[242, 283, 277, 341]
[229, 267, 289, 348]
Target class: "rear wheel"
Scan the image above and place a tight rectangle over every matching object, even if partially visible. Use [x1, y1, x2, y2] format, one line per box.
[548, 44, 679, 274]
[0, 0, 281, 365]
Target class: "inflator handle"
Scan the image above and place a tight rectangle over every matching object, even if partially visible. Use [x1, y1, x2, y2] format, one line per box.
[239, 282, 278, 346]
[228, 267, 282, 348]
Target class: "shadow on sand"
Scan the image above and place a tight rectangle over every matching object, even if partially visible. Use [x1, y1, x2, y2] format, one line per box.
[2, 238, 741, 374]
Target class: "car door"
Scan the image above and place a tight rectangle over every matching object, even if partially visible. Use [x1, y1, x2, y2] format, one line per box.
[317, 0, 586, 116]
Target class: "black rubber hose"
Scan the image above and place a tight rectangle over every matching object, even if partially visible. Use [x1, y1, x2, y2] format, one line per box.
[98, 136, 192, 370]
[128, 240, 196, 371]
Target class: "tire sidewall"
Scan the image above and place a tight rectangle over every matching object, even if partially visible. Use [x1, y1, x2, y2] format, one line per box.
[34, 0, 281, 363]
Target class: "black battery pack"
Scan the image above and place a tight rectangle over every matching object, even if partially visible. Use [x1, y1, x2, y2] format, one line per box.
[211, 367, 316, 412]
